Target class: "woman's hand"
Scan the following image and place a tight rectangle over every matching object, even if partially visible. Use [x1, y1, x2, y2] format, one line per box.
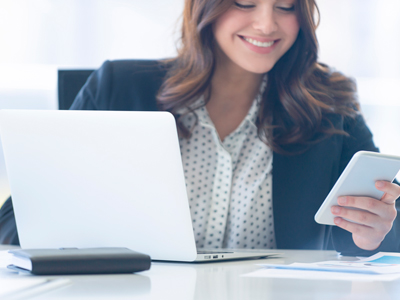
[331, 181, 400, 251]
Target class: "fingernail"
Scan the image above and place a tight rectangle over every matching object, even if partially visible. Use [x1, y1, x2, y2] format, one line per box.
[334, 218, 341, 225]
[376, 181, 385, 188]
[332, 206, 341, 214]
[338, 197, 347, 205]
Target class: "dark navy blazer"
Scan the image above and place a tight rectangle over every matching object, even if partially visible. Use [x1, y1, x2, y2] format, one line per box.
[1, 60, 399, 256]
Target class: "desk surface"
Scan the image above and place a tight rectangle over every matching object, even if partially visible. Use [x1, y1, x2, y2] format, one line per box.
[1, 246, 399, 300]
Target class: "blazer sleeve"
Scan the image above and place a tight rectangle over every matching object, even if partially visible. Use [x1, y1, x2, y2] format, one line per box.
[70, 59, 163, 111]
[0, 197, 19, 245]
[70, 61, 111, 110]
[331, 114, 400, 256]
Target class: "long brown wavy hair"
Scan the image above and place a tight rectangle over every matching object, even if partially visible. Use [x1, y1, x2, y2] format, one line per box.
[157, 0, 360, 154]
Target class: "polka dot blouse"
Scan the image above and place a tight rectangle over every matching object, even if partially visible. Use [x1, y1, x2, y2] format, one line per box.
[178, 80, 276, 250]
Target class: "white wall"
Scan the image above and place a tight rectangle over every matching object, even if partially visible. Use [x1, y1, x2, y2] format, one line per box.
[317, 0, 400, 161]
[317, 0, 400, 106]
[0, 1, 399, 204]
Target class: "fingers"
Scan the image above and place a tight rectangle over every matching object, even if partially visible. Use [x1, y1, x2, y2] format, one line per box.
[331, 205, 393, 230]
[375, 181, 400, 204]
[329, 180, 400, 251]
[333, 217, 385, 251]
[334, 195, 396, 219]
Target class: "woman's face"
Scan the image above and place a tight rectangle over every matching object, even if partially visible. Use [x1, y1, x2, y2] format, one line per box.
[213, 0, 300, 74]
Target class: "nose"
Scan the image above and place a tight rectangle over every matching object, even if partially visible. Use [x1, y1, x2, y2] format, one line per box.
[252, 7, 278, 34]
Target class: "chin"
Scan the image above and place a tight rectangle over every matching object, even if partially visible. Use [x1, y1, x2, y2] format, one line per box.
[241, 63, 275, 75]
[234, 57, 276, 74]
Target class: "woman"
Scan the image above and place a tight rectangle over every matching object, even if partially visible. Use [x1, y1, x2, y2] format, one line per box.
[1, 0, 399, 255]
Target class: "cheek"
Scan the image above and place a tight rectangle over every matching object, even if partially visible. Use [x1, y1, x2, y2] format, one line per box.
[285, 17, 300, 42]
[213, 10, 246, 42]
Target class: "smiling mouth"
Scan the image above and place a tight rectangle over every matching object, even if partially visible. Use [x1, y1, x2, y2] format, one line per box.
[241, 36, 276, 48]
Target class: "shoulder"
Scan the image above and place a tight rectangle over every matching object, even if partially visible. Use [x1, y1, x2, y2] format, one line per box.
[96, 59, 169, 89]
[308, 63, 359, 115]
[71, 59, 171, 111]
[100, 59, 169, 76]
[312, 63, 356, 90]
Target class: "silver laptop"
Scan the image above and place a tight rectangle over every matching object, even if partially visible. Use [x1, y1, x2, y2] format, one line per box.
[0, 110, 277, 262]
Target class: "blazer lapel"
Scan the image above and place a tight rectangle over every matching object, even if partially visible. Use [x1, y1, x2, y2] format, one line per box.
[272, 138, 341, 249]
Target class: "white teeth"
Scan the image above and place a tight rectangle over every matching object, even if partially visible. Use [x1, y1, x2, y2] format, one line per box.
[244, 37, 275, 48]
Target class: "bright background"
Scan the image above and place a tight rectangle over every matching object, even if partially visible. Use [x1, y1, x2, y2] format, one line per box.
[0, 0, 399, 204]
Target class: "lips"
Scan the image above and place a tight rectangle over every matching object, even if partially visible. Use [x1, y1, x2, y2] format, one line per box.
[242, 37, 275, 48]
[239, 35, 280, 54]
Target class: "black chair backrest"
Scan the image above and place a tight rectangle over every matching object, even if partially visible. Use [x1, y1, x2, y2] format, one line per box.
[57, 70, 94, 110]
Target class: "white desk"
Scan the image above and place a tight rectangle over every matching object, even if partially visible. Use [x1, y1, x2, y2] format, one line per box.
[1, 246, 399, 300]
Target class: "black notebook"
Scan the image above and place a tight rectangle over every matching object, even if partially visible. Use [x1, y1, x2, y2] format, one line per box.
[7, 248, 151, 275]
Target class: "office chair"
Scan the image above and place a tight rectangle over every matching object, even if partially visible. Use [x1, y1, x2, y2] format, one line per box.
[57, 69, 94, 110]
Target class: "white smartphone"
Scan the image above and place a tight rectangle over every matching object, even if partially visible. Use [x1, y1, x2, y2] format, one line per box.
[314, 151, 400, 226]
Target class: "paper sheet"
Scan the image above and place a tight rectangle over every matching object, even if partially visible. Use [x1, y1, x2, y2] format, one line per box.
[0, 250, 13, 268]
[242, 268, 400, 281]
[0, 251, 70, 299]
[243, 252, 400, 281]
[0, 277, 70, 299]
